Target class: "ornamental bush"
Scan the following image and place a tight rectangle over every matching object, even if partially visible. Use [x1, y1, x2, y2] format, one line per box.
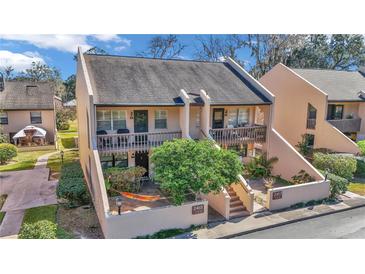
[319, 170, 349, 198]
[0, 143, 17, 164]
[57, 178, 90, 207]
[19, 220, 57, 239]
[104, 166, 146, 193]
[355, 159, 365, 178]
[151, 139, 243, 205]
[313, 152, 356, 180]
[357, 140, 365, 155]
[244, 153, 278, 179]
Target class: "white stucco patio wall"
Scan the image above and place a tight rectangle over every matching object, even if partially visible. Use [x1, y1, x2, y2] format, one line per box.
[266, 180, 330, 211]
[105, 200, 208, 238]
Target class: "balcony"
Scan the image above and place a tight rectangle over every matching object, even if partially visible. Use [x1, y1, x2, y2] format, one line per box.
[327, 118, 362, 133]
[97, 131, 182, 153]
[209, 125, 267, 147]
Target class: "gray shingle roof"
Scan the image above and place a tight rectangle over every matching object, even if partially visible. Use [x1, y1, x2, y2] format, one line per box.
[0, 81, 56, 110]
[292, 68, 365, 102]
[84, 55, 271, 106]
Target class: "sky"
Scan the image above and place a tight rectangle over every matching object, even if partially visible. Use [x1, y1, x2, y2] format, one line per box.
[0, 34, 253, 79]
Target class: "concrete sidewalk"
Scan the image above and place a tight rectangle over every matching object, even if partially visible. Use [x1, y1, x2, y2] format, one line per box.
[173, 191, 365, 239]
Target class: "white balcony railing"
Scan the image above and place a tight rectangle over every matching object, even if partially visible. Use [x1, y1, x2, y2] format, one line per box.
[209, 125, 266, 147]
[97, 131, 182, 153]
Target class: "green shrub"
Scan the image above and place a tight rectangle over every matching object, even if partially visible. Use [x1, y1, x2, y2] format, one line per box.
[244, 154, 278, 179]
[313, 152, 356, 180]
[354, 159, 365, 178]
[296, 134, 312, 156]
[57, 178, 90, 207]
[319, 169, 349, 198]
[291, 170, 314, 184]
[60, 162, 84, 179]
[357, 140, 365, 155]
[56, 109, 72, 130]
[0, 143, 17, 164]
[104, 166, 146, 193]
[19, 220, 57, 239]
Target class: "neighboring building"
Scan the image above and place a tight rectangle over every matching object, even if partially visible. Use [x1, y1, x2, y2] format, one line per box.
[0, 78, 60, 145]
[76, 51, 326, 238]
[260, 64, 364, 154]
[63, 99, 76, 109]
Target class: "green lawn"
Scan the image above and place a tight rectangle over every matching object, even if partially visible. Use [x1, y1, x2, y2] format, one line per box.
[0, 149, 56, 172]
[57, 120, 78, 150]
[348, 182, 365, 196]
[20, 205, 73, 239]
[47, 150, 79, 174]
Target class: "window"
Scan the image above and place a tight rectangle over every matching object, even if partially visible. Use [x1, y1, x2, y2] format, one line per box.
[155, 110, 167, 129]
[96, 110, 126, 131]
[100, 153, 128, 169]
[305, 134, 315, 147]
[0, 112, 8, 124]
[228, 108, 249, 128]
[307, 104, 317, 129]
[327, 104, 344, 120]
[30, 111, 42, 124]
[195, 111, 201, 128]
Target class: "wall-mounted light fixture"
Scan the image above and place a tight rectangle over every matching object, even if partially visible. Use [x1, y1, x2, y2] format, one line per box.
[130, 111, 134, 120]
[131, 152, 135, 159]
[224, 110, 228, 116]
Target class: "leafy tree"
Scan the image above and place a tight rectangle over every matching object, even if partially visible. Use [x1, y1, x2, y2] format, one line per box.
[194, 35, 246, 64]
[288, 34, 365, 70]
[63, 74, 76, 102]
[137, 35, 186, 59]
[0, 65, 14, 80]
[73, 46, 108, 61]
[151, 139, 243, 205]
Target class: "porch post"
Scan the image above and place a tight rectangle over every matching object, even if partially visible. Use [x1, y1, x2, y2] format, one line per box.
[179, 89, 191, 139]
[200, 89, 211, 137]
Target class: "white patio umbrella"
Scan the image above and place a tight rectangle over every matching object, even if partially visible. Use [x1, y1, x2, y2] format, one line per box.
[13, 125, 47, 140]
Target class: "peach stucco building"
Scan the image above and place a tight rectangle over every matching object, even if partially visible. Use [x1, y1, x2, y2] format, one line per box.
[0, 80, 60, 145]
[260, 64, 365, 154]
[76, 51, 327, 238]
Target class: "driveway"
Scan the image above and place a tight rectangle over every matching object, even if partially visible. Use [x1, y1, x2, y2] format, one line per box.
[0, 164, 58, 237]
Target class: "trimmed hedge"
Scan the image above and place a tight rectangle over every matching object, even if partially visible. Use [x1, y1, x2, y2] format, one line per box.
[313, 153, 356, 180]
[60, 162, 84, 179]
[319, 170, 349, 198]
[357, 140, 365, 155]
[355, 159, 365, 178]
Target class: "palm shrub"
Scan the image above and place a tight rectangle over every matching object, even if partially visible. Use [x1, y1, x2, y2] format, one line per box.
[244, 153, 278, 179]
[0, 143, 17, 164]
[313, 152, 356, 180]
[291, 170, 314, 184]
[151, 139, 243, 205]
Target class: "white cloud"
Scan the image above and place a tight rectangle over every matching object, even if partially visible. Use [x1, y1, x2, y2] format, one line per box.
[0, 50, 45, 72]
[114, 46, 127, 51]
[0, 34, 91, 53]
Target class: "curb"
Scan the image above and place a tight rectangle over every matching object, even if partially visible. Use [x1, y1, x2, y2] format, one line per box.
[218, 203, 365, 239]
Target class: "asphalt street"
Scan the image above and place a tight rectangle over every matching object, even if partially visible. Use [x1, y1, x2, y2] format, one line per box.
[234, 206, 365, 239]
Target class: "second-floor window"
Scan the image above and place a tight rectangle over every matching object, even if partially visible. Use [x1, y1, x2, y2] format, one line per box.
[0, 112, 8, 124]
[30, 111, 42, 124]
[327, 104, 344, 120]
[155, 110, 167, 129]
[307, 104, 317, 129]
[228, 108, 249, 128]
[96, 110, 126, 131]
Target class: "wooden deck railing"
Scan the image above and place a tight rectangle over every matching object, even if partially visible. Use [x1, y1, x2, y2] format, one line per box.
[97, 131, 182, 153]
[209, 125, 266, 146]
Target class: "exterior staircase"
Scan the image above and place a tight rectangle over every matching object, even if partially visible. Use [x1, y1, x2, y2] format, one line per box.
[226, 186, 250, 219]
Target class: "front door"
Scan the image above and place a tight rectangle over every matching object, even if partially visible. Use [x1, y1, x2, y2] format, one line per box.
[212, 108, 224, 129]
[134, 110, 148, 144]
[135, 151, 149, 177]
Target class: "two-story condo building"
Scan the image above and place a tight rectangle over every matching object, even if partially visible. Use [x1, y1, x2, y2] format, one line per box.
[76, 50, 326, 238]
[260, 64, 365, 155]
[0, 77, 60, 146]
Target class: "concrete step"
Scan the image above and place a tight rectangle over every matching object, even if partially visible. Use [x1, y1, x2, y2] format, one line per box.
[230, 200, 243, 207]
[230, 205, 246, 213]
